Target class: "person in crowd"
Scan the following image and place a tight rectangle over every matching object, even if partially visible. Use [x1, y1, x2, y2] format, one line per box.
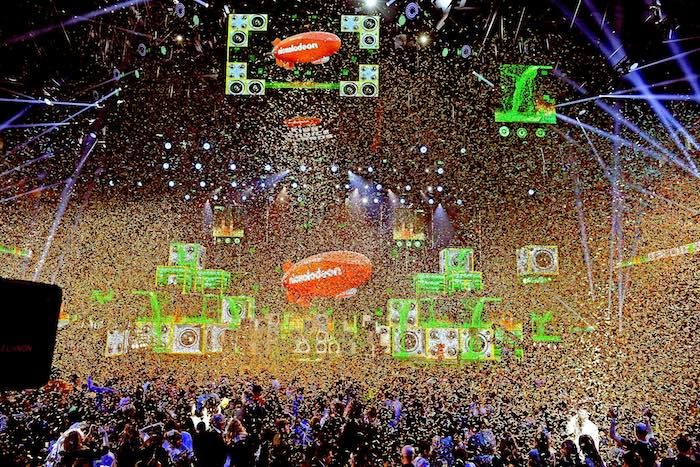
[580, 434, 606, 467]
[529, 430, 556, 467]
[401, 444, 417, 467]
[660, 436, 697, 467]
[558, 439, 583, 467]
[609, 407, 657, 467]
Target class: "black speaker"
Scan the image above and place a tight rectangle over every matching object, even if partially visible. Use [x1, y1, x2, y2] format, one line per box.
[0, 278, 62, 390]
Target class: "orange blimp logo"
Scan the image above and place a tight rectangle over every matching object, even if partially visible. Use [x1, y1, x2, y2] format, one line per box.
[282, 251, 372, 307]
[272, 32, 342, 70]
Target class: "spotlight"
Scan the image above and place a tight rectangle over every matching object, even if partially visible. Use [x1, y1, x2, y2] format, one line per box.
[345, 183, 351, 189]
[175, 34, 184, 43]
[418, 34, 430, 46]
[299, 164, 307, 172]
[437, 186, 443, 192]
[528, 189, 535, 196]
[457, 199, 463, 206]
[373, 198, 379, 204]
[460, 148, 466, 154]
[108, 180, 114, 187]
[400, 198, 406, 204]
[163, 163, 170, 170]
[231, 181, 238, 187]
[202, 142, 211, 150]
[331, 164, 339, 173]
[213, 195, 218, 200]
[264, 164, 272, 172]
[164, 142, 172, 150]
[291, 182, 299, 189]
[405, 185, 411, 191]
[199, 181, 206, 187]
[195, 162, 202, 170]
[364, 184, 370, 190]
[184, 194, 191, 200]
[362, 197, 369, 204]
[364, 0, 377, 7]
[419, 145, 428, 154]
[136, 181, 143, 187]
[168, 181, 176, 187]
[242, 195, 248, 201]
[437, 167, 444, 175]
[229, 163, 236, 171]
[367, 166, 374, 173]
[376, 184, 382, 190]
[261, 182, 266, 188]
[428, 199, 434, 205]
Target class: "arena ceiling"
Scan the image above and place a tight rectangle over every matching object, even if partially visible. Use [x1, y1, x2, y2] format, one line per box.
[1, 0, 699, 211]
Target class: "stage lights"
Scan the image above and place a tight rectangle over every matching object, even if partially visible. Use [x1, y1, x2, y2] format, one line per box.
[362, 197, 369, 204]
[291, 182, 299, 189]
[428, 199, 434, 205]
[331, 164, 339, 173]
[229, 163, 236, 171]
[437, 186, 443, 192]
[231, 181, 238, 187]
[400, 198, 406, 204]
[199, 181, 206, 187]
[367, 166, 374, 172]
[299, 164, 307, 172]
[163, 163, 170, 170]
[184, 194, 191, 200]
[168, 181, 176, 187]
[195, 163, 202, 170]
[344, 183, 351, 189]
[202, 142, 211, 150]
[528, 189, 535, 196]
[264, 164, 272, 172]
[164, 142, 172, 149]
[373, 198, 379, 204]
[376, 184, 382, 190]
[457, 199, 464, 206]
[405, 185, 411, 191]
[437, 167, 444, 175]
[418, 34, 430, 47]
[419, 145, 428, 154]
[364, 0, 378, 7]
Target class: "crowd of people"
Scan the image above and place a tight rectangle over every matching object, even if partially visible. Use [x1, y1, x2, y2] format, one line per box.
[0, 368, 697, 467]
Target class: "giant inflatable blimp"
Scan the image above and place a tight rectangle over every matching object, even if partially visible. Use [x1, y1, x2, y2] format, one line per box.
[272, 32, 342, 70]
[282, 251, 372, 307]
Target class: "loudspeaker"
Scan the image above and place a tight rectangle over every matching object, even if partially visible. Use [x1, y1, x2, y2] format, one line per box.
[247, 14, 268, 31]
[229, 30, 249, 48]
[226, 78, 266, 96]
[359, 16, 380, 50]
[227, 62, 247, 79]
[426, 328, 459, 359]
[340, 81, 359, 97]
[516, 245, 559, 276]
[460, 328, 494, 361]
[392, 328, 425, 358]
[0, 278, 62, 390]
[172, 324, 203, 354]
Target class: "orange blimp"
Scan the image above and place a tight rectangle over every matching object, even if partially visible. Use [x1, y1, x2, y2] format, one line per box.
[272, 32, 342, 70]
[282, 251, 372, 307]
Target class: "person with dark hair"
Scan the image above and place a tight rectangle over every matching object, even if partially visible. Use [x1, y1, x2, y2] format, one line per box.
[116, 423, 142, 467]
[193, 414, 227, 467]
[660, 436, 697, 467]
[623, 451, 644, 467]
[558, 440, 583, 467]
[225, 418, 252, 467]
[494, 432, 524, 467]
[580, 434, 606, 467]
[609, 407, 657, 467]
[529, 430, 555, 467]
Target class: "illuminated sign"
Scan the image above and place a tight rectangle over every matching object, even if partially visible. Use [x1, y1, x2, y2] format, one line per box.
[272, 32, 341, 69]
[282, 251, 372, 307]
